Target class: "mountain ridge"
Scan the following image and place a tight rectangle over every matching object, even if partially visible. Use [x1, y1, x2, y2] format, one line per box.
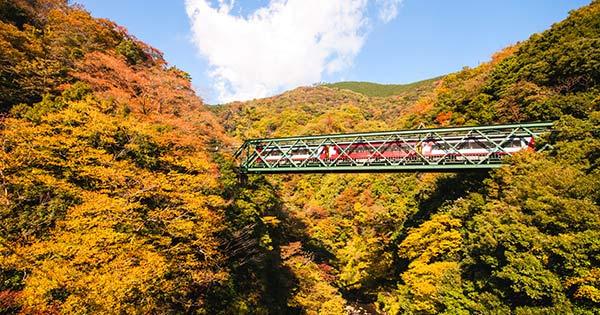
[322, 76, 444, 97]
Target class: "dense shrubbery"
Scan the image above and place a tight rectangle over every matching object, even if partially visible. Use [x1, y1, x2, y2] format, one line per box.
[1, 83, 233, 313]
[0, 2, 234, 313]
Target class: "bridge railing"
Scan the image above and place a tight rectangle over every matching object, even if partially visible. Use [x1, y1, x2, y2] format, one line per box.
[234, 122, 553, 173]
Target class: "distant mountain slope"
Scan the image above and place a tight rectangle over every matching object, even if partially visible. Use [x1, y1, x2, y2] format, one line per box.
[212, 78, 441, 140]
[324, 77, 442, 97]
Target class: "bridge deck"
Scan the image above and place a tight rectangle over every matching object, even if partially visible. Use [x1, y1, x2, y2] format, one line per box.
[234, 122, 553, 174]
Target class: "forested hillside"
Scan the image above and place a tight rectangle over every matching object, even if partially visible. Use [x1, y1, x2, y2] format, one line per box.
[0, 1, 241, 313]
[0, 0, 599, 314]
[323, 78, 441, 97]
[216, 1, 600, 314]
[212, 78, 440, 139]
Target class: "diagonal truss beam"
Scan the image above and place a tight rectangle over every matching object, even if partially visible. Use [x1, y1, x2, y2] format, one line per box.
[236, 122, 553, 174]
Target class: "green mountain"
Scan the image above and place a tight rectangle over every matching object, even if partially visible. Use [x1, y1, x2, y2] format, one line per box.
[324, 77, 443, 97]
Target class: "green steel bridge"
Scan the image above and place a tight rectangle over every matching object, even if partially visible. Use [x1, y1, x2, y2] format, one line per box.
[234, 122, 553, 174]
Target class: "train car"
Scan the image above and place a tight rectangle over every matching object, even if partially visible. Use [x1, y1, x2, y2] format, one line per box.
[256, 136, 534, 165]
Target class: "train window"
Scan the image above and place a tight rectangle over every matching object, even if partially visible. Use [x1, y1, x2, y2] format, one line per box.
[454, 142, 467, 150]
[433, 143, 451, 150]
[501, 139, 522, 147]
[476, 141, 493, 149]
[513, 139, 522, 147]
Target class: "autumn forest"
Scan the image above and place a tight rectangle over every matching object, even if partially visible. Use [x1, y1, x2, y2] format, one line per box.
[0, 0, 599, 314]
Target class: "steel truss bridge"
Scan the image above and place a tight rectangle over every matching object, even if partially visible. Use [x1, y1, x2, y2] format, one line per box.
[234, 122, 553, 174]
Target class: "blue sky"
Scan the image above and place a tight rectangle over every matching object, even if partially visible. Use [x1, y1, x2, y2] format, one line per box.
[76, 0, 590, 104]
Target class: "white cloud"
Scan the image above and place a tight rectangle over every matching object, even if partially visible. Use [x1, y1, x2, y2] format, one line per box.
[376, 0, 402, 23]
[185, 0, 402, 103]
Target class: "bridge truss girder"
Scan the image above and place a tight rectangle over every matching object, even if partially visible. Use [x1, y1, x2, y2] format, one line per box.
[234, 122, 553, 174]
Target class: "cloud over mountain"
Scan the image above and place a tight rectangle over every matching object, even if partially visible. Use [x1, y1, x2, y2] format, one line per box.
[185, 0, 402, 103]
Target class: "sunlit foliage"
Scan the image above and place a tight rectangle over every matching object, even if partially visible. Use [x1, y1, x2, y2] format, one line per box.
[214, 1, 600, 314]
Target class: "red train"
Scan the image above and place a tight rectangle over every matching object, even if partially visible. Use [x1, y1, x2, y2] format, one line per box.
[256, 136, 535, 164]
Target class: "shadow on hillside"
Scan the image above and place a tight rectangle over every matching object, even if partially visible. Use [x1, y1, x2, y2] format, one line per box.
[390, 171, 491, 276]
[208, 158, 336, 313]
[412, 171, 490, 228]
